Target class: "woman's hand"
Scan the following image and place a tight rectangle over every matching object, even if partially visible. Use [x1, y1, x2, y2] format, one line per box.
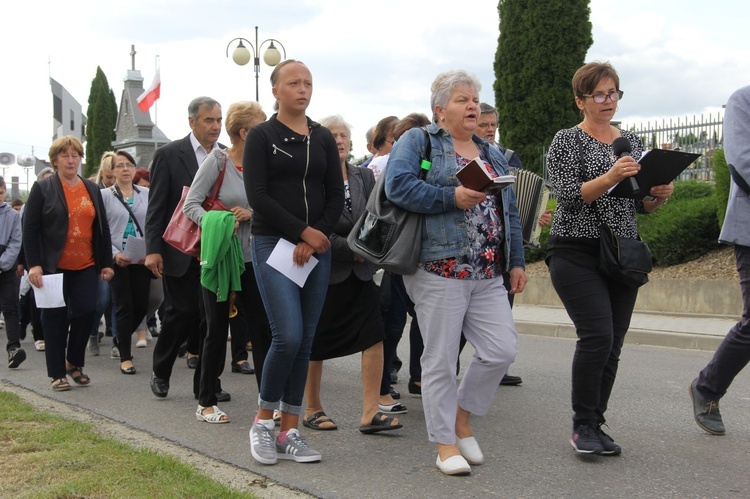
[293, 241, 316, 266]
[231, 206, 253, 223]
[606, 156, 641, 185]
[28, 265, 43, 288]
[300, 227, 331, 254]
[538, 209, 553, 227]
[455, 186, 486, 210]
[509, 267, 527, 294]
[643, 182, 674, 212]
[115, 253, 131, 267]
[100, 267, 114, 281]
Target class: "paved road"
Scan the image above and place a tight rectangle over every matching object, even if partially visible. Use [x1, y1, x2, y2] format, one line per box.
[2, 318, 749, 498]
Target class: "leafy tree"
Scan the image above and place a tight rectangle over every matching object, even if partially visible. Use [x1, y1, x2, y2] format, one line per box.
[85, 67, 117, 178]
[494, 0, 593, 174]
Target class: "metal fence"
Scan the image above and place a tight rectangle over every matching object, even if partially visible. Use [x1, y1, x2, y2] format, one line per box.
[619, 112, 724, 182]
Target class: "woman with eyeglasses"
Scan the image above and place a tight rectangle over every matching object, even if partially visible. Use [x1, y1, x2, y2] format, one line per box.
[546, 61, 673, 456]
[100, 151, 151, 375]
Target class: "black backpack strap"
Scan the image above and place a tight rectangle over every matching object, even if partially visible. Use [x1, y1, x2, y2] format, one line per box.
[111, 185, 144, 237]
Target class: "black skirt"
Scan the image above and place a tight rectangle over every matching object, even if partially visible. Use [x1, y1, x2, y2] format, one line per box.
[311, 273, 384, 361]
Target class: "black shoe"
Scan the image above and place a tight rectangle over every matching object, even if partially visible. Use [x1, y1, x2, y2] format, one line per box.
[408, 380, 422, 396]
[393, 355, 403, 372]
[500, 373, 522, 386]
[570, 423, 604, 454]
[231, 361, 255, 374]
[215, 390, 231, 402]
[389, 386, 400, 400]
[150, 372, 169, 398]
[186, 356, 198, 369]
[8, 347, 26, 369]
[19, 327, 27, 341]
[597, 424, 622, 456]
[148, 325, 159, 338]
[120, 365, 137, 375]
[177, 342, 187, 358]
[390, 367, 399, 384]
[690, 378, 726, 435]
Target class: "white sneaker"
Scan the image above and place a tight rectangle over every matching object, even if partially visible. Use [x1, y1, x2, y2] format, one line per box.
[136, 339, 147, 348]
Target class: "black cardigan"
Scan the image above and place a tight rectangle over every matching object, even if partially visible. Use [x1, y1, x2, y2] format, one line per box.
[23, 174, 112, 274]
[243, 115, 344, 242]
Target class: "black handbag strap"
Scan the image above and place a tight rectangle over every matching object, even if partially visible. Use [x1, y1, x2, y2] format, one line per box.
[419, 127, 431, 181]
[729, 163, 750, 196]
[111, 185, 144, 237]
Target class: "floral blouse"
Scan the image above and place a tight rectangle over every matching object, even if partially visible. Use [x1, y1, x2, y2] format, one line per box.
[420, 153, 504, 280]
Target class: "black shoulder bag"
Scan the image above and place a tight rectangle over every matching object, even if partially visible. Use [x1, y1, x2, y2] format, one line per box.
[576, 131, 652, 288]
[347, 128, 431, 275]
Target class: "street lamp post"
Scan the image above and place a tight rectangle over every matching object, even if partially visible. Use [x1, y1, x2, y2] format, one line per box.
[226, 26, 287, 102]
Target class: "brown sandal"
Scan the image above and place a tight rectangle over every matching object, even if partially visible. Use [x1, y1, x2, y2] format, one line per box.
[66, 366, 91, 385]
[52, 378, 71, 391]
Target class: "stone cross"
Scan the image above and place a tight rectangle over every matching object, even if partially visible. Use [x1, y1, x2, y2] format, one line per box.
[130, 45, 136, 70]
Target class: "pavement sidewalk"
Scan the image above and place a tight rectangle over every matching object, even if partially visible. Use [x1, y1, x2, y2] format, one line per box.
[512, 304, 738, 351]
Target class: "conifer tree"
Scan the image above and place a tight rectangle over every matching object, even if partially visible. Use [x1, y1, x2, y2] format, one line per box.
[85, 67, 117, 178]
[494, 0, 592, 173]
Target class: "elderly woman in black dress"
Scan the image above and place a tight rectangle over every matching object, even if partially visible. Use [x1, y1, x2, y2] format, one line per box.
[301, 115, 402, 435]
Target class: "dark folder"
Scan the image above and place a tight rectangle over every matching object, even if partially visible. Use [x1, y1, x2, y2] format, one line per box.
[609, 148, 701, 199]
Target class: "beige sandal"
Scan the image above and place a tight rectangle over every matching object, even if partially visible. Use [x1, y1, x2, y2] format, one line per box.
[195, 405, 229, 424]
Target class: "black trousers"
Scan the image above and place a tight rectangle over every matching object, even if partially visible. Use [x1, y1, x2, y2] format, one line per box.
[549, 256, 638, 425]
[152, 260, 205, 394]
[198, 265, 270, 406]
[41, 267, 98, 379]
[697, 244, 750, 400]
[109, 264, 151, 362]
[229, 307, 249, 365]
[0, 271, 21, 351]
[380, 273, 409, 395]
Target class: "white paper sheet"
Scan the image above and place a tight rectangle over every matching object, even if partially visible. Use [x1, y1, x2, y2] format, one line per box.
[122, 236, 147, 262]
[266, 238, 318, 287]
[32, 273, 66, 308]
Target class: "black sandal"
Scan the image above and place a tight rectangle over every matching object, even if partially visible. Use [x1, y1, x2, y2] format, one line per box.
[302, 411, 338, 431]
[52, 378, 71, 391]
[359, 411, 403, 434]
[66, 366, 91, 385]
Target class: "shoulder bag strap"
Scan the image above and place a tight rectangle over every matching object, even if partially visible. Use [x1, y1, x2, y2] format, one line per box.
[419, 127, 431, 181]
[112, 185, 144, 237]
[205, 154, 227, 205]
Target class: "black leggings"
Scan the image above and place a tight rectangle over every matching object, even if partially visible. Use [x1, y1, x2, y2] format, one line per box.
[548, 256, 638, 425]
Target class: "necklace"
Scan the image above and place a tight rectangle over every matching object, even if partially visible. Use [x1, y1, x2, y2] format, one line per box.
[580, 123, 615, 162]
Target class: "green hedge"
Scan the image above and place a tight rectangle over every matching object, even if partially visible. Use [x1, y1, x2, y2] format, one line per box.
[713, 149, 729, 227]
[523, 180, 720, 266]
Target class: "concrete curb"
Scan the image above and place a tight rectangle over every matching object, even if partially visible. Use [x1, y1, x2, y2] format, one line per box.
[515, 321, 725, 351]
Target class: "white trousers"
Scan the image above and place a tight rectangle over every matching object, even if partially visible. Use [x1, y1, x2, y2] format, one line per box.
[404, 269, 518, 444]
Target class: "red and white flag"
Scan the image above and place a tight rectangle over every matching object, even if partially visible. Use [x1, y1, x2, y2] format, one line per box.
[137, 69, 161, 113]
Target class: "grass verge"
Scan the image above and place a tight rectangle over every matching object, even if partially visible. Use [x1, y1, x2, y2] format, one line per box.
[0, 391, 257, 498]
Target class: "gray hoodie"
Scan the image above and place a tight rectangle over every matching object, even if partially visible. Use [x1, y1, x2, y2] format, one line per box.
[0, 203, 21, 272]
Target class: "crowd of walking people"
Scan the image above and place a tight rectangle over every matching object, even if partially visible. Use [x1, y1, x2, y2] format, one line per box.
[5, 59, 747, 477]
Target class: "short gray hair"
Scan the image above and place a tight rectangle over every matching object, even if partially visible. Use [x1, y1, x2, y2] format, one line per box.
[365, 126, 375, 145]
[479, 102, 497, 116]
[430, 70, 481, 117]
[319, 115, 352, 137]
[36, 166, 54, 180]
[188, 97, 220, 120]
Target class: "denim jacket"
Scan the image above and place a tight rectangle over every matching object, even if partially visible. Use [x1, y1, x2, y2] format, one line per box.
[384, 122, 525, 270]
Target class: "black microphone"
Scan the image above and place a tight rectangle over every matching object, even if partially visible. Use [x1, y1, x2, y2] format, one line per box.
[612, 136, 640, 196]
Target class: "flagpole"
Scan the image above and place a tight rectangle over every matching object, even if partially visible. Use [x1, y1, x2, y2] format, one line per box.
[154, 55, 160, 126]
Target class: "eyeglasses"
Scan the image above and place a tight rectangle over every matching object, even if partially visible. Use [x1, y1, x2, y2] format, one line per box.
[582, 90, 624, 104]
[113, 162, 135, 169]
[477, 122, 497, 129]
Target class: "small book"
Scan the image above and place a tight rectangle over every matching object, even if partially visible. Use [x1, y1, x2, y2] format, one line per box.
[456, 157, 515, 193]
[609, 148, 701, 199]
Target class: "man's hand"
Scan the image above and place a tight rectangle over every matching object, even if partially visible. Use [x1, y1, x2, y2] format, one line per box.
[145, 253, 163, 278]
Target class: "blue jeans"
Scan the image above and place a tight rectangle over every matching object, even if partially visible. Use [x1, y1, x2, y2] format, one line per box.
[251, 235, 331, 415]
[697, 244, 750, 400]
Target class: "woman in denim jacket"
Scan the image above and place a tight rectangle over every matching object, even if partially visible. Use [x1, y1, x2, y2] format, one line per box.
[385, 70, 526, 476]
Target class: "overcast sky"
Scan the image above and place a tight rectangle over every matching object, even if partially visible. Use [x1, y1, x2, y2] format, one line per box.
[1, 0, 748, 183]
